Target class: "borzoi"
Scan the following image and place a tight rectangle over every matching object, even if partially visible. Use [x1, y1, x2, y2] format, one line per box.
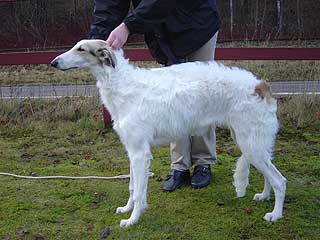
[51, 40, 286, 227]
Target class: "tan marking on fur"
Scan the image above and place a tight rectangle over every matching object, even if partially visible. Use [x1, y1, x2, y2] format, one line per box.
[254, 80, 272, 100]
[104, 46, 117, 68]
[96, 46, 117, 68]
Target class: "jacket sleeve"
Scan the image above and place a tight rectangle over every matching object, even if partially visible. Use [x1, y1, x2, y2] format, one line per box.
[89, 0, 130, 39]
[123, 0, 177, 34]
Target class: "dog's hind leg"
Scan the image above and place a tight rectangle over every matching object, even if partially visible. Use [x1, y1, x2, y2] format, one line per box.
[234, 124, 286, 221]
[233, 155, 250, 197]
[250, 157, 286, 222]
[253, 176, 271, 201]
[231, 128, 250, 197]
[237, 134, 286, 222]
[231, 115, 285, 221]
[116, 163, 134, 214]
[119, 143, 152, 227]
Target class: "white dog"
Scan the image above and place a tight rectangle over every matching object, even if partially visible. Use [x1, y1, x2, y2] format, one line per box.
[51, 40, 286, 227]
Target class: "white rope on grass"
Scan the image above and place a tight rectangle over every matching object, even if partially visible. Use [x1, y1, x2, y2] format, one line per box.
[0, 172, 154, 180]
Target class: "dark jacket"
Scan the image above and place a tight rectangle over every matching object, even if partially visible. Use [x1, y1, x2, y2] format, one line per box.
[89, 0, 220, 65]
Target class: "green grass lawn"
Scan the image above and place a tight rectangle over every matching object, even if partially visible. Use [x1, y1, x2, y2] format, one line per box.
[0, 98, 319, 239]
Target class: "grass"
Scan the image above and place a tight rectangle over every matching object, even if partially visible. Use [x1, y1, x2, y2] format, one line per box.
[217, 39, 320, 48]
[0, 62, 159, 86]
[0, 97, 319, 239]
[1, 60, 320, 86]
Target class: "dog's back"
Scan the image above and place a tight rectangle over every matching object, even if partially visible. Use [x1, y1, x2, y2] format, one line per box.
[142, 61, 264, 107]
[126, 61, 277, 144]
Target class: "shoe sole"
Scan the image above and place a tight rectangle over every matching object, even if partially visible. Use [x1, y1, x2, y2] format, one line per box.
[162, 181, 190, 192]
[191, 178, 212, 189]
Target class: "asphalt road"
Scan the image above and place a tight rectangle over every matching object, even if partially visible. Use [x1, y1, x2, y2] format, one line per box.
[0, 81, 319, 99]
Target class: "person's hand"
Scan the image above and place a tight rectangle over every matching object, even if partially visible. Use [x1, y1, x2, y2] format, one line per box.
[106, 23, 130, 49]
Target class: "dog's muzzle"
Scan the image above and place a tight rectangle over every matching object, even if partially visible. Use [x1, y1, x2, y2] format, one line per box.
[50, 59, 59, 68]
[50, 59, 78, 71]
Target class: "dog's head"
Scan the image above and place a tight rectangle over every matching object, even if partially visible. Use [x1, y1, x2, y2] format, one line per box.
[51, 39, 117, 71]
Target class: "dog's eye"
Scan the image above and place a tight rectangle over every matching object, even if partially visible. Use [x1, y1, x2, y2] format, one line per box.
[77, 47, 85, 52]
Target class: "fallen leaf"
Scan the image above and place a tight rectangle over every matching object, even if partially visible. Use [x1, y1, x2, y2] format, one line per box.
[84, 153, 92, 160]
[91, 201, 100, 209]
[216, 146, 224, 154]
[244, 208, 254, 214]
[47, 153, 57, 158]
[21, 153, 34, 159]
[17, 229, 29, 236]
[86, 224, 94, 232]
[156, 176, 163, 182]
[100, 227, 110, 239]
[0, 120, 9, 126]
[84, 140, 94, 146]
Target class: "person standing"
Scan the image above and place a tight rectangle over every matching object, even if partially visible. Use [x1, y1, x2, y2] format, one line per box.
[89, 0, 220, 191]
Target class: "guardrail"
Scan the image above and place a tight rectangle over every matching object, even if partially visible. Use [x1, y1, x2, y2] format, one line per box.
[1, 48, 320, 65]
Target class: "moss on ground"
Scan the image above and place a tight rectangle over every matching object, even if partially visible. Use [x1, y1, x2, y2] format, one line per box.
[0, 98, 319, 239]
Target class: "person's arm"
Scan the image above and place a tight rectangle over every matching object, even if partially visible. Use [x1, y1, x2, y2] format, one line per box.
[123, 0, 177, 34]
[89, 0, 130, 40]
[107, 0, 177, 49]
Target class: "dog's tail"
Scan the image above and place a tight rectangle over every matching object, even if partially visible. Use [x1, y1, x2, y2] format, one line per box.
[254, 80, 273, 100]
[233, 155, 250, 198]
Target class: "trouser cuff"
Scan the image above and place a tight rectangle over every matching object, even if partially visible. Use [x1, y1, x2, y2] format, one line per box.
[192, 157, 217, 166]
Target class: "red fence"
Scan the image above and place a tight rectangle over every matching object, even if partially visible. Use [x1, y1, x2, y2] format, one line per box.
[1, 0, 320, 65]
[0, 0, 319, 52]
[1, 48, 320, 65]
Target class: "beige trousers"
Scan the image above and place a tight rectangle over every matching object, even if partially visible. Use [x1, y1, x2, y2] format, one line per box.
[170, 32, 219, 171]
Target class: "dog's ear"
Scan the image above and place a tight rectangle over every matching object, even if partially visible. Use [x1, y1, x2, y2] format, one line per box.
[95, 47, 116, 68]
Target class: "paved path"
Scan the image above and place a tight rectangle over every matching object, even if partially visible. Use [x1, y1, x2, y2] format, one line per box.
[270, 81, 320, 95]
[0, 84, 97, 99]
[0, 81, 319, 99]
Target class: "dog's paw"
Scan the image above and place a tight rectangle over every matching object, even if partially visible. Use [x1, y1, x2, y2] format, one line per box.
[236, 191, 246, 198]
[253, 193, 270, 201]
[116, 206, 133, 214]
[120, 219, 136, 228]
[263, 212, 283, 222]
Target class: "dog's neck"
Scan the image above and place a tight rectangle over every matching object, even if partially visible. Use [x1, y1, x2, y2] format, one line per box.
[90, 50, 140, 123]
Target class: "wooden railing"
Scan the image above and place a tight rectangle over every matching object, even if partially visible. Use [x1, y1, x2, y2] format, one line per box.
[1, 48, 320, 65]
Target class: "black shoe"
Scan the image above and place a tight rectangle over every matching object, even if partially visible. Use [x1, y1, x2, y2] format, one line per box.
[191, 164, 212, 189]
[162, 169, 190, 192]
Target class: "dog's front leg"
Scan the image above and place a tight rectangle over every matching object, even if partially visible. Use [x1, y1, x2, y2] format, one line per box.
[116, 163, 134, 214]
[119, 146, 151, 228]
[253, 176, 271, 201]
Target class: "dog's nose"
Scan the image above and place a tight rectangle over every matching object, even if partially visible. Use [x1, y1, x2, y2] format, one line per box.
[50, 60, 59, 68]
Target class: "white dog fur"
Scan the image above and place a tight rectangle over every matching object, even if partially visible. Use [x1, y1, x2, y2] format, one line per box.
[51, 40, 287, 227]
